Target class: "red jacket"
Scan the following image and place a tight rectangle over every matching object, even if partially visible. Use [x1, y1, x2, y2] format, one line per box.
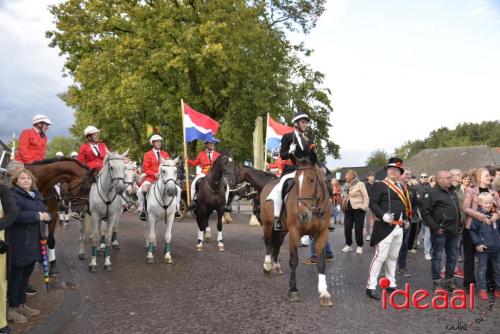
[143, 149, 170, 183]
[266, 157, 283, 177]
[15, 128, 47, 164]
[188, 150, 220, 174]
[77, 142, 109, 170]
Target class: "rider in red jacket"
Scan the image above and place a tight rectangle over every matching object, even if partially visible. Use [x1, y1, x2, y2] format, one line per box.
[15, 114, 52, 164]
[187, 139, 221, 208]
[77, 126, 108, 170]
[138, 134, 171, 221]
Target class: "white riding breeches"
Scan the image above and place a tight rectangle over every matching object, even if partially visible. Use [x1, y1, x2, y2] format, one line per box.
[266, 171, 296, 217]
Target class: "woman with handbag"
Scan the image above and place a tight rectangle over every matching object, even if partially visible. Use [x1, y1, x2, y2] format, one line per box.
[341, 170, 369, 255]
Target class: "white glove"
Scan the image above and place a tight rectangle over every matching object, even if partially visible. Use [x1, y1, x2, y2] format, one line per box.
[404, 220, 410, 230]
[289, 143, 297, 154]
[383, 213, 394, 223]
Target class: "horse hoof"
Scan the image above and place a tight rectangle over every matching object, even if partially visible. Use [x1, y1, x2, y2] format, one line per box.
[89, 266, 97, 273]
[204, 235, 211, 241]
[147, 258, 155, 264]
[163, 257, 173, 264]
[78, 253, 85, 261]
[49, 268, 60, 277]
[196, 245, 203, 252]
[320, 295, 333, 307]
[273, 267, 283, 275]
[104, 265, 113, 272]
[263, 268, 271, 276]
[112, 244, 120, 250]
[288, 291, 301, 302]
[218, 245, 225, 252]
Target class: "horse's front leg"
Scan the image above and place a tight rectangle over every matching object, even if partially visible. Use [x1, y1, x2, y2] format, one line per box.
[288, 229, 300, 302]
[163, 211, 175, 263]
[111, 221, 120, 250]
[103, 214, 118, 272]
[147, 213, 157, 264]
[47, 217, 59, 277]
[216, 207, 224, 252]
[271, 230, 285, 274]
[316, 226, 333, 307]
[99, 220, 106, 254]
[89, 213, 100, 273]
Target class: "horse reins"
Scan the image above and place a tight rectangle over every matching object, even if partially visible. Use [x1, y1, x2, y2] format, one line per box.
[152, 168, 177, 225]
[95, 157, 126, 219]
[295, 166, 328, 220]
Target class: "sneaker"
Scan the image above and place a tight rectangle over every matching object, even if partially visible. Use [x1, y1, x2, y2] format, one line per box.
[139, 211, 147, 221]
[454, 267, 464, 278]
[7, 307, 27, 324]
[326, 254, 334, 261]
[25, 285, 37, 296]
[341, 245, 353, 253]
[425, 254, 432, 261]
[366, 289, 381, 300]
[398, 269, 412, 277]
[478, 289, 489, 300]
[355, 247, 363, 255]
[19, 304, 40, 316]
[408, 249, 417, 254]
[444, 278, 459, 291]
[366, 235, 371, 241]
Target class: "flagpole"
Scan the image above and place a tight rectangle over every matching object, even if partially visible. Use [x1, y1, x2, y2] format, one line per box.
[264, 113, 269, 171]
[181, 99, 191, 207]
[10, 132, 16, 159]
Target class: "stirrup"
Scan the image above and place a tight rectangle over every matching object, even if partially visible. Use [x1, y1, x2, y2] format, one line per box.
[273, 217, 284, 231]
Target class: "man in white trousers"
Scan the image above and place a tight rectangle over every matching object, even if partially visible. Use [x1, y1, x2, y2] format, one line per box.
[366, 157, 412, 300]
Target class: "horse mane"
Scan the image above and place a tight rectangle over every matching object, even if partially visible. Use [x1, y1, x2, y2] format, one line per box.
[27, 158, 89, 170]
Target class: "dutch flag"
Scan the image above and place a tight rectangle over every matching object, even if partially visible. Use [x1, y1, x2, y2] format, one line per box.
[266, 115, 293, 150]
[183, 102, 220, 143]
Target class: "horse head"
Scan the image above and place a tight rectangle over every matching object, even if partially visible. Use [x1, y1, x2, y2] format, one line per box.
[294, 155, 327, 225]
[219, 154, 236, 187]
[159, 156, 179, 197]
[102, 149, 129, 194]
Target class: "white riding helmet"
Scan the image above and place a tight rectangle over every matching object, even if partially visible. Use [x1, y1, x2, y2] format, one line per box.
[55, 151, 64, 157]
[149, 134, 163, 145]
[70, 151, 78, 158]
[84, 126, 100, 136]
[32, 114, 52, 125]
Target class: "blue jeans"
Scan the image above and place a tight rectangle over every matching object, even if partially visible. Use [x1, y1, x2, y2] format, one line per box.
[431, 230, 460, 280]
[310, 237, 333, 258]
[420, 224, 431, 256]
[477, 252, 500, 290]
[398, 226, 412, 270]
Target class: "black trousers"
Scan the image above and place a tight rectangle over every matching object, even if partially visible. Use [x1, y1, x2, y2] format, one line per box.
[8, 262, 35, 308]
[344, 207, 365, 247]
[408, 221, 419, 250]
[463, 229, 494, 289]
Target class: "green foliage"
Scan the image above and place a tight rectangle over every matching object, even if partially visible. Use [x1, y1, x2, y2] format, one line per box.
[394, 121, 500, 160]
[366, 149, 389, 167]
[46, 0, 337, 162]
[47, 136, 79, 158]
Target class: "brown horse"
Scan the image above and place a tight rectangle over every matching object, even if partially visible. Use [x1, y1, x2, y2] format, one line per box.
[193, 154, 235, 252]
[26, 158, 94, 275]
[260, 154, 333, 306]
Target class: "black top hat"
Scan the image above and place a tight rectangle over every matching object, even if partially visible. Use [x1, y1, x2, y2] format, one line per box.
[385, 157, 404, 174]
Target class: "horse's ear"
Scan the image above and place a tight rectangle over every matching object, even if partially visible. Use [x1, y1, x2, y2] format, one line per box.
[173, 156, 180, 165]
[120, 148, 129, 158]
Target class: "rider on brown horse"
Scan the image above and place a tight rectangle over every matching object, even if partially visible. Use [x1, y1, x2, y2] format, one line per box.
[266, 112, 315, 231]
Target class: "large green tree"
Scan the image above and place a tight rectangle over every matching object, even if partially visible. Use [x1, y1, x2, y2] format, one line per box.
[366, 149, 388, 167]
[47, 0, 338, 162]
[394, 121, 500, 160]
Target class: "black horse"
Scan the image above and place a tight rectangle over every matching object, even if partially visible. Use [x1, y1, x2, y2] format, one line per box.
[193, 154, 235, 252]
[234, 166, 277, 223]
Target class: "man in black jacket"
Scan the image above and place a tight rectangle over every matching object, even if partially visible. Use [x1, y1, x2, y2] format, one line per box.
[366, 158, 410, 300]
[422, 170, 462, 291]
[266, 111, 314, 231]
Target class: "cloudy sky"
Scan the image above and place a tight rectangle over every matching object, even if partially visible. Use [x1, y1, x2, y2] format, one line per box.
[1, 0, 499, 167]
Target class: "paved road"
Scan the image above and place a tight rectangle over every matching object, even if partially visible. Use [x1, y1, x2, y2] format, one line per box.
[29, 212, 500, 334]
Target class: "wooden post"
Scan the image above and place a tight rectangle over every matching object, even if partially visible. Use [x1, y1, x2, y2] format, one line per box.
[181, 100, 191, 207]
[264, 113, 269, 170]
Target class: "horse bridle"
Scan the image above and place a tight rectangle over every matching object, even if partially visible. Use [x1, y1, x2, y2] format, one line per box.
[152, 165, 178, 224]
[95, 157, 126, 219]
[295, 166, 328, 218]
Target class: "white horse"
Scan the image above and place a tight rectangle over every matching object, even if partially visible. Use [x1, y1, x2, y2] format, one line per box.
[88, 150, 129, 272]
[145, 157, 180, 264]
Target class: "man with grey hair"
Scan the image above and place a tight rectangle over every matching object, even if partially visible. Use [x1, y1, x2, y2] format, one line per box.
[422, 171, 462, 291]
